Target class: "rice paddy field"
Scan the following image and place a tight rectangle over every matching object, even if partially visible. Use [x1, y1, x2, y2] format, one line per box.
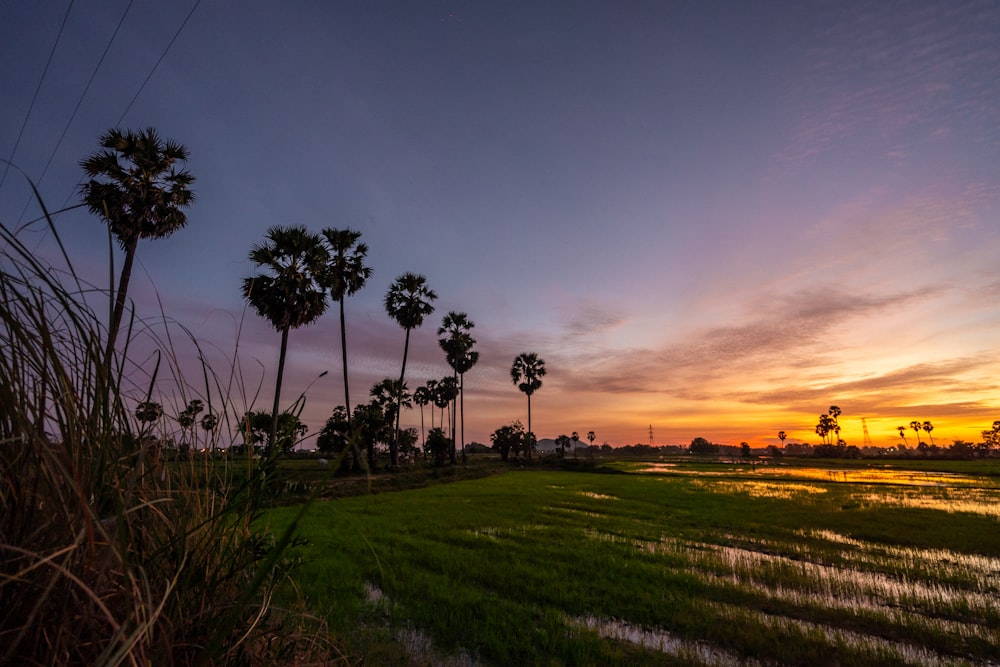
[265, 460, 1000, 666]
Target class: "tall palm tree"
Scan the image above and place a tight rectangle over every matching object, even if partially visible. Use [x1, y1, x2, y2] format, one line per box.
[242, 226, 328, 454]
[319, 228, 372, 426]
[434, 377, 459, 439]
[571, 431, 580, 459]
[371, 378, 411, 431]
[922, 420, 935, 446]
[778, 431, 787, 448]
[910, 420, 923, 446]
[897, 426, 908, 447]
[510, 352, 546, 457]
[423, 379, 439, 430]
[384, 273, 437, 466]
[80, 127, 195, 374]
[588, 431, 596, 448]
[828, 406, 842, 445]
[438, 311, 479, 463]
[413, 384, 432, 452]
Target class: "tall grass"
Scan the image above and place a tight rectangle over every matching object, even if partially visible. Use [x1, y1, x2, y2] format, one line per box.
[0, 192, 337, 664]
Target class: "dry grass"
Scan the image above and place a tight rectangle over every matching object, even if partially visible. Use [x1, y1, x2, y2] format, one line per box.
[0, 190, 343, 665]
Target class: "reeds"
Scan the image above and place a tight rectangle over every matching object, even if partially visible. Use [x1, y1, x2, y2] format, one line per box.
[0, 201, 335, 664]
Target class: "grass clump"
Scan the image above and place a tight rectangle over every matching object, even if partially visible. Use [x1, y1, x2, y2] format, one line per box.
[0, 203, 337, 664]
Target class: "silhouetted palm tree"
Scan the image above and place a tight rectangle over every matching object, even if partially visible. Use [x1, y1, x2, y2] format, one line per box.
[438, 311, 478, 463]
[242, 226, 328, 454]
[897, 426, 908, 446]
[370, 378, 411, 431]
[511, 352, 546, 456]
[319, 228, 372, 426]
[828, 406, 842, 445]
[910, 420, 923, 446]
[384, 273, 437, 466]
[815, 414, 836, 445]
[588, 431, 596, 448]
[922, 420, 935, 446]
[571, 431, 580, 459]
[413, 384, 432, 451]
[80, 127, 195, 374]
[423, 379, 439, 430]
[778, 431, 787, 447]
[434, 377, 458, 440]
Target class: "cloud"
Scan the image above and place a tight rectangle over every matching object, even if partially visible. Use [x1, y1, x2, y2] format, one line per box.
[774, 2, 1000, 164]
[553, 282, 938, 393]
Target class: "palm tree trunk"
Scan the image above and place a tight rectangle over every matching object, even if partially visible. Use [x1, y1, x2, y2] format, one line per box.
[269, 327, 290, 455]
[393, 328, 411, 467]
[419, 404, 425, 456]
[527, 394, 532, 461]
[459, 373, 465, 463]
[339, 297, 351, 421]
[105, 240, 138, 376]
[340, 297, 362, 471]
[450, 370, 458, 464]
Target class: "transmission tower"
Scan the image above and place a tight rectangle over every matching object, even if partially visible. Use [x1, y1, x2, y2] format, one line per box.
[861, 418, 874, 448]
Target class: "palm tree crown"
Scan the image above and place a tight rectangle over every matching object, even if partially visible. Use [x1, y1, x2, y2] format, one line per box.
[321, 228, 372, 300]
[80, 127, 195, 249]
[511, 352, 546, 398]
[384, 272, 437, 330]
[243, 226, 328, 332]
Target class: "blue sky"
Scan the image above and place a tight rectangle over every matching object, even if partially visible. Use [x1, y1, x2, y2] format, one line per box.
[2, 1, 999, 448]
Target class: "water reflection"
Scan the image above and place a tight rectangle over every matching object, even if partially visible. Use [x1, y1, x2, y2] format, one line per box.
[635, 463, 990, 488]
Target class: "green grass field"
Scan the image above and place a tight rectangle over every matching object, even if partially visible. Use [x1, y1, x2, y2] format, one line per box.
[265, 460, 1000, 665]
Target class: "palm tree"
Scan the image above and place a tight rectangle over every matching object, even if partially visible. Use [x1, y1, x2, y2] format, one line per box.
[80, 127, 195, 374]
[438, 312, 479, 463]
[815, 414, 836, 445]
[433, 377, 459, 440]
[413, 384, 432, 452]
[384, 273, 437, 466]
[828, 406, 842, 445]
[555, 434, 570, 458]
[922, 421, 935, 446]
[510, 352, 546, 457]
[778, 431, 787, 448]
[319, 228, 372, 426]
[423, 379, 439, 430]
[242, 226, 328, 454]
[588, 431, 596, 448]
[571, 431, 580, 459]
[897, 426, 908, 447]
[371, 378, 411, 430]
[910, 420, 923, 446]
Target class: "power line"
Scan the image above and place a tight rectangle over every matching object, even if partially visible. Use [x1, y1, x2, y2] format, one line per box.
[15, 0, 136, 226]
[115, 0, 202, 126]
[0, 0, 76, 194]
[53, 0, 203, 217]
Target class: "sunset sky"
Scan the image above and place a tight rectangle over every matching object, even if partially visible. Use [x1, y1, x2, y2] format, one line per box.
[2, 1, 998, 449]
